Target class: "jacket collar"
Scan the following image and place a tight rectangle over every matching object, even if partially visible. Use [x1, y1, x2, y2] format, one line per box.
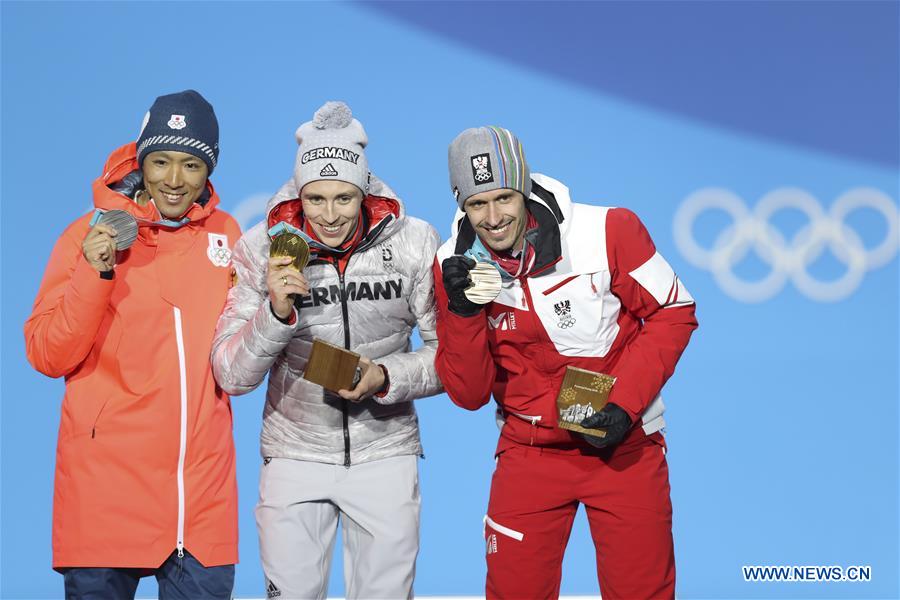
[91, 143, 221, 244]
[265, 173, 406, 250]
[268, 195, 400, 257]
[452, 175, 565, 276]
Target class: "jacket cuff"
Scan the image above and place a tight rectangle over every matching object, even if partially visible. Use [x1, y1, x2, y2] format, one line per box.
[374, 364, 390, 398]
[270, 301, 297, 326]
[253, 299, 298, 347]
[607, 388, 643, 425]
[71, 257, 116, 304]
[613, 402, 640, 426]
[370, 354, 404, 404]
[444, 307, 487, 332]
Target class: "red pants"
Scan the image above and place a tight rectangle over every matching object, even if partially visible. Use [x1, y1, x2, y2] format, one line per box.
[484, 431, 675, 600]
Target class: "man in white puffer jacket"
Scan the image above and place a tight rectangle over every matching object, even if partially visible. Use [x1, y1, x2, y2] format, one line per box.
[211, 101, 442, 600]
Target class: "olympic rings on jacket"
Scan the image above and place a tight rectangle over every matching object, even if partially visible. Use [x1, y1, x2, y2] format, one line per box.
[673, 187, 899, 302]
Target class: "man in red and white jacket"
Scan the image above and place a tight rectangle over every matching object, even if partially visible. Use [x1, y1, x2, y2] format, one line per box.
[434, 126, 698, 600]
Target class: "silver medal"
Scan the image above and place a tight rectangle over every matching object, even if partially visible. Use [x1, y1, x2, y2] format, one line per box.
[98, 210, 139, 250]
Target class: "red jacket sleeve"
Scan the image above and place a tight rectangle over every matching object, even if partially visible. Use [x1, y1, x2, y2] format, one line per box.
[24, 218, 116, 378]
[605, 208, 698, 422]
[433, 257, 496, 411]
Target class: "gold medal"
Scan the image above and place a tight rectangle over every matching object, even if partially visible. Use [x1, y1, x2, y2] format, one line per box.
[269, 232, 311, 271]
[464, 261, 503, 304]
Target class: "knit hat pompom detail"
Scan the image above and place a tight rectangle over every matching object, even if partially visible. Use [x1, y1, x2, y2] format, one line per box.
[313, 101, 353, 130]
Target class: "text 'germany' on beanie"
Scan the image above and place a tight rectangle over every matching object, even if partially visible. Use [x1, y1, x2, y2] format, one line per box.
[293, 101, 369, 195]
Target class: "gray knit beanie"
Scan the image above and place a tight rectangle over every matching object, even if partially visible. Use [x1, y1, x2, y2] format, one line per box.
[294, 101, 369, 195]
[448, 126, 531, 208]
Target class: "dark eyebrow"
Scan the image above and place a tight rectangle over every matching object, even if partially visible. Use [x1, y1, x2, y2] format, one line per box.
[152, 151, 201, 164]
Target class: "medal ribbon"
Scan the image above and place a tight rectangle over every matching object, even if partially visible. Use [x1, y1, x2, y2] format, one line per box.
[89, 208, 191, 229]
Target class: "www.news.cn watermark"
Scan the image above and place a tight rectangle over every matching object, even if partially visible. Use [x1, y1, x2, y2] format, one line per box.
[743, 565, 871, 582]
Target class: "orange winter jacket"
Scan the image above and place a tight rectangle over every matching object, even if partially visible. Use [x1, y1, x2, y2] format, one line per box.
[24, 143, 241, 568]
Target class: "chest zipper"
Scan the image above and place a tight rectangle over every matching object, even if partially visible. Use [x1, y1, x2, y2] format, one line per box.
[519, 278, 556, 435]
[519, 279, 542, 344]
[513, 412, 542, 446]
[541, 274, 580, 296]
[333, 257, 353, 468]
[173, 307, 188, 558]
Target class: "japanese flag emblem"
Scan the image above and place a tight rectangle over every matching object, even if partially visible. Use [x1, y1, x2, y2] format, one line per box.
[168, 114, 187, 130]
[207, 233, 232, 267]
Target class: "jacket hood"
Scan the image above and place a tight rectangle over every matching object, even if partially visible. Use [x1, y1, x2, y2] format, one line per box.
[265, 173, 405, 250]
[449, 173, 570, 274]
[91, 143, 221, 243]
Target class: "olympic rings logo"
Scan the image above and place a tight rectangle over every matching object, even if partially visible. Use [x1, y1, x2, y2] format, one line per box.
[673, 187, 899, 303]
[557, 316, 576, 329]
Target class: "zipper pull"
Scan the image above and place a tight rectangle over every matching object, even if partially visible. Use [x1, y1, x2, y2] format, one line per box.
[177, 543, 184, 559]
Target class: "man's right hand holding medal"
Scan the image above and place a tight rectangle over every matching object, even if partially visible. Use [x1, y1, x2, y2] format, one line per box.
[267, 255, 310, 321]
[82, 224, 118, 273]
[441, 255, 483, 317]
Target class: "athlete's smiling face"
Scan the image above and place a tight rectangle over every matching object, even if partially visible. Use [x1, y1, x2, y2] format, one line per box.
[142, 151, 209, 219]
[463, 188, 527, 253]
[300, 180, 364, 247]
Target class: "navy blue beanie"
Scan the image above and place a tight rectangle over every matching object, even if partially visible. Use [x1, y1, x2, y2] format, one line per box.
[136, 90, 219, 173]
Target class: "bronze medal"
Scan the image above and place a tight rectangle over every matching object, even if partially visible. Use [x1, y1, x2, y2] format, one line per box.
[464, 261, 503, 304]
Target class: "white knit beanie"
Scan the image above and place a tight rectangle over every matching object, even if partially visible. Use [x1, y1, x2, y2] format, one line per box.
[293, 101, 369, 195]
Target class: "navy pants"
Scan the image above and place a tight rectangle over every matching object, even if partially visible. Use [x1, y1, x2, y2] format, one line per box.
[62, 550, 234, 600]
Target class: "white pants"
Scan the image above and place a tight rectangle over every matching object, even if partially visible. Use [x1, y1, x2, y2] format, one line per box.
[256, 455, 420, 600]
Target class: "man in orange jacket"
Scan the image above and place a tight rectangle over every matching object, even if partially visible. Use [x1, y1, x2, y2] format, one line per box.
[24, 90, 241, 599]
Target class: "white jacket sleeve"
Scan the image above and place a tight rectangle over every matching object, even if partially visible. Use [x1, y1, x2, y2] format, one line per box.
[211, 223, 297, 395]
[373, 223, 443, 405]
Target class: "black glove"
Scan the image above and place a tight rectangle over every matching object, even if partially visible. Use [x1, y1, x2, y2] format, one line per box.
[441, 255, 482, 317]
[579, 403, 632, 449]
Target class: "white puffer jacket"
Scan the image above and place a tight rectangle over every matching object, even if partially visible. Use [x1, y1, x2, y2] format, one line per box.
[212, 176, 442, 465]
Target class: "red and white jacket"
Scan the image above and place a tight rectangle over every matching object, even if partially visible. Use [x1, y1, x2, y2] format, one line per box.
[434, 174, 698, 452]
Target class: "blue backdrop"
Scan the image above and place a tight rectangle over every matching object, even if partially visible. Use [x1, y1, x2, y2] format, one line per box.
[2, 2, 898, 598]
